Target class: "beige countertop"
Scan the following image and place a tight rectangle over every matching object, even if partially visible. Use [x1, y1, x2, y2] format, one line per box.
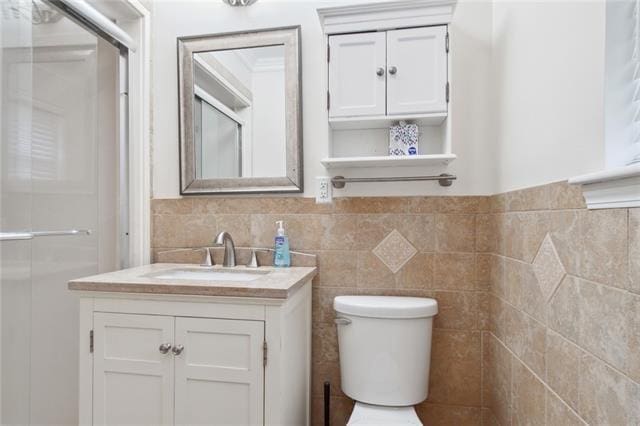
[68, 263, 317, 299]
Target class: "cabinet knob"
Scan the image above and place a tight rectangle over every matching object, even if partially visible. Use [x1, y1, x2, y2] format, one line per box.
[389, 66, 397, 75]
[159, 343, 172, 354]
[376, 67, 385, 76]
[172, 344, 184, 356]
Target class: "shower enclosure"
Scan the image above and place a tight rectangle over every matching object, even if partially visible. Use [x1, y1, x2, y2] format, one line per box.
[0, 0, 132, 423]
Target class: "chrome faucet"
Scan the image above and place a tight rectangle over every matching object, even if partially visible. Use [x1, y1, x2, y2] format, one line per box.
[214, 231, 236, 267]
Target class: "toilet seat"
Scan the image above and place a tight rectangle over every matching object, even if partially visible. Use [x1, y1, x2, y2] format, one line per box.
[347, 402, 422, 425]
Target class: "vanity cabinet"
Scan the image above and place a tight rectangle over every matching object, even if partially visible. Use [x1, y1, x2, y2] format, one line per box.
[92, 314, 264, 425]
[73, 270, 313, 426]
[328, 25, 448, 119]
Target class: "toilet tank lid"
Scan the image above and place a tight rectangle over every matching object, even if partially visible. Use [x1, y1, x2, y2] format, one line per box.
[334, 296, 438, 319]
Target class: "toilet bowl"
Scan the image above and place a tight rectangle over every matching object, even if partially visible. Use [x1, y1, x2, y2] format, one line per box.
[333, 296, 438, 426]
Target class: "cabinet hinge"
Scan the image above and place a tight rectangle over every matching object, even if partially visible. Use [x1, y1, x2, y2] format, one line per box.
[327, 91, 330, 111]
[89, 330, 94, 353]
[263, 341, 268, 367]
[327, 44, 330, 62]
[446, 82, 450, 103]
[445, 32, 450, 53]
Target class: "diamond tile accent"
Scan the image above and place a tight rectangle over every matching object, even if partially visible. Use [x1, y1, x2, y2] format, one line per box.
[532, 234, 566, 301]
[372, 229, 417, 274]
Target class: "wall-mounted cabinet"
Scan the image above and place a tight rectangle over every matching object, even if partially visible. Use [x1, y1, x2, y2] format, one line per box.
[329, 26, 448, 120]
[318, 0, 457, 171]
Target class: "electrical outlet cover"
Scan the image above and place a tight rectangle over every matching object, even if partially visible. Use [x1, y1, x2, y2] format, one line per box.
[315, 176, 332, 204]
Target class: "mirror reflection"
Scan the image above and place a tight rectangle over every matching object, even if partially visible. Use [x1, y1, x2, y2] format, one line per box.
[193, 45, 286, 179]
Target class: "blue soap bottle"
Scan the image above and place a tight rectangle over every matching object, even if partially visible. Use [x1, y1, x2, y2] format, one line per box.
[273, 220, 291, 267]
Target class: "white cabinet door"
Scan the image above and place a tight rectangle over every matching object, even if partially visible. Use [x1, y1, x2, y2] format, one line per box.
[387, 26, 448, 115]
[174, 317, 264, 426]
[329, 31, 387, 118]
[92, 313, 174, 426]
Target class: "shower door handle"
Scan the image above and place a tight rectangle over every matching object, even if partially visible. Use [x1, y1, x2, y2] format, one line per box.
[0, 229, 92, 241]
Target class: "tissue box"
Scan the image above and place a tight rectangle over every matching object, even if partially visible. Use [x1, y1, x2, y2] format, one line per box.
[389, 122, 419, 156]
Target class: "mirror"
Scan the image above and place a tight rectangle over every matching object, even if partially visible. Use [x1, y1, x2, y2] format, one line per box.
[178, 27, 302, 194]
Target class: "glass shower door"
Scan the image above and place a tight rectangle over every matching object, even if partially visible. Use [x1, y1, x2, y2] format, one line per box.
[0, 1, 121, 423]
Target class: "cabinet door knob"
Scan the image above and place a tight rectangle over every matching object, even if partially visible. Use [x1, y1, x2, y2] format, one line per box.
[159, 343, 172, 354]
[172, 344, 184, 356]
[389, 66, 397, 75]
[376, 67, 385, 76]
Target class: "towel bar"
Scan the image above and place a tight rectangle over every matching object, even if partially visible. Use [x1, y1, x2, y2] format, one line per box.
[331, 173, 456, 189]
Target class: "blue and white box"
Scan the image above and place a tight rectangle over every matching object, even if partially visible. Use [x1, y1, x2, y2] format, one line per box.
[389, 122, 419, 156]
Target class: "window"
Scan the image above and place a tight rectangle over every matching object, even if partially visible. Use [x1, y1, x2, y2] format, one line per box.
[605, 0, 640, 166]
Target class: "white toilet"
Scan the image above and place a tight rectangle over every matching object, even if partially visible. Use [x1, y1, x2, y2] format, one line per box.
[333, 295, 438, 425]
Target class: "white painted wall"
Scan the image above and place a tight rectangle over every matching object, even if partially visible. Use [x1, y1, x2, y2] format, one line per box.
[491, 0, 606, 193]
[151, 0, 609, 196]
[151, 0, 496, 197]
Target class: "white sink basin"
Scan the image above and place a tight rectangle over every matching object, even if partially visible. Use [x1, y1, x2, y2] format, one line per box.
[149, 268, 268, 282]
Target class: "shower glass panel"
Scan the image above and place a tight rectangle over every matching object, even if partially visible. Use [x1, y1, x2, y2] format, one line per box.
[0, 1, 122, 423]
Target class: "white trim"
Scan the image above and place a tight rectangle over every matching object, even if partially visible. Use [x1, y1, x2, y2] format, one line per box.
[111, 0, 152, 265]
[569, 164, 640, 209]
[194, 85, 245, 126]
[317, 0, 456, 35]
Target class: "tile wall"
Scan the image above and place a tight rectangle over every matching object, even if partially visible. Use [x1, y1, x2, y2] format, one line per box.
[151, 181, 640, 426]
[480, 182, 640, 426]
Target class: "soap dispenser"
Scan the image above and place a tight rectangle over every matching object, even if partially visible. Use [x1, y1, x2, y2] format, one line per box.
[273, 220, 291, 267]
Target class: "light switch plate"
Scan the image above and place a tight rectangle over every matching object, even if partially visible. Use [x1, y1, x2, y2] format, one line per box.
[316, 176, 333, 204]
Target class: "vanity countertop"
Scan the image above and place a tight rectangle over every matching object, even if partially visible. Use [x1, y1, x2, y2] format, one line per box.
[68, 263, 317, 299]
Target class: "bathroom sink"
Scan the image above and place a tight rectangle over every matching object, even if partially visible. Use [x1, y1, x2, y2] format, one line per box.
[148, 268, 269, 282]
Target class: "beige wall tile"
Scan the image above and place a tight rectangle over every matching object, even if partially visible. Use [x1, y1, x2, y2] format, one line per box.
[428, 330, 482, 407]
[476, 214, 498, 253]
[548, 210, 581, 276]
[630, 208, 640, 294]
[395, 253, 435, 290]
[318, 214, 358, 250]
[503, 257, 545, 323]
[355, 251, 395, 289]
[507, 308, 546, 377]
[433, 253, 477, 291]
[436, 214, 476, 253]
[488, 295, 511, 342]
[578, 209, 629, 289]
[546, 390, 586, 426]
[482, 332, 512, 426]
[334, 197, 408, 214]
[433, 291, 478, 330]
[478, 292, 490, 331]
[313, 251, 357, 287]
[547, 181, 586, 210]
[152, 214, 217, 248]
[578, 353, 638, 425]
[415, 403, 481, 426]
[547, 275, 581, 343]
[532, 234, 566, 302]
[481, 407, 500, 426]
[311, 361, 344, 398]
[312, 287, 356, 325]
[355, 214, 435, 252]
[312, 322, 339, 364]
[545, 329, 582, 410]
[215, 214, 251, 246]
[476, 254, 492, 291]
[578, 278, 634, 380]
[512, 358, 545, 426]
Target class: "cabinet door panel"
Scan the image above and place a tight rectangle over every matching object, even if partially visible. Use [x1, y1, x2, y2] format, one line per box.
[329, 32, 386, 117]
[92, 313, 174, 426]
[387, 26, 448, 115]
[174, 317, 264, 426]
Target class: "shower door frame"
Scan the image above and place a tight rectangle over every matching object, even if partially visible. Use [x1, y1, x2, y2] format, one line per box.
[60, 0, 152, 269]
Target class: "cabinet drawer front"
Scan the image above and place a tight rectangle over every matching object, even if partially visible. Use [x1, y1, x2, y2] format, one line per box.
[387, 26, 448, 115]
[92, 313, 174, 426]
[174, 317, 265, 426]
[329, 31, 387, 118]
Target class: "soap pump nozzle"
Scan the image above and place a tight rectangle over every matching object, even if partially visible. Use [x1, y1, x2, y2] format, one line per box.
[276, 220, 285, 237]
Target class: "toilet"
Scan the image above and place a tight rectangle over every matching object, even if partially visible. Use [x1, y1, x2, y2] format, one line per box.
[333, 295, 438, 425]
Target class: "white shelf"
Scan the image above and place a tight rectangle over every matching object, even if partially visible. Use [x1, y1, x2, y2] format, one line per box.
[321, 153, 456, 169]
[329, 113, 447, 130]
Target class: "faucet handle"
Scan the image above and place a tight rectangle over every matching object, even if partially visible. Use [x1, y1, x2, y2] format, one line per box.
[246, 249, 259, 268]
[200, 247, 214, 267]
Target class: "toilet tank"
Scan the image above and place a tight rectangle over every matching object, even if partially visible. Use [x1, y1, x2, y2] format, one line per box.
[334, 296, 438, 406]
